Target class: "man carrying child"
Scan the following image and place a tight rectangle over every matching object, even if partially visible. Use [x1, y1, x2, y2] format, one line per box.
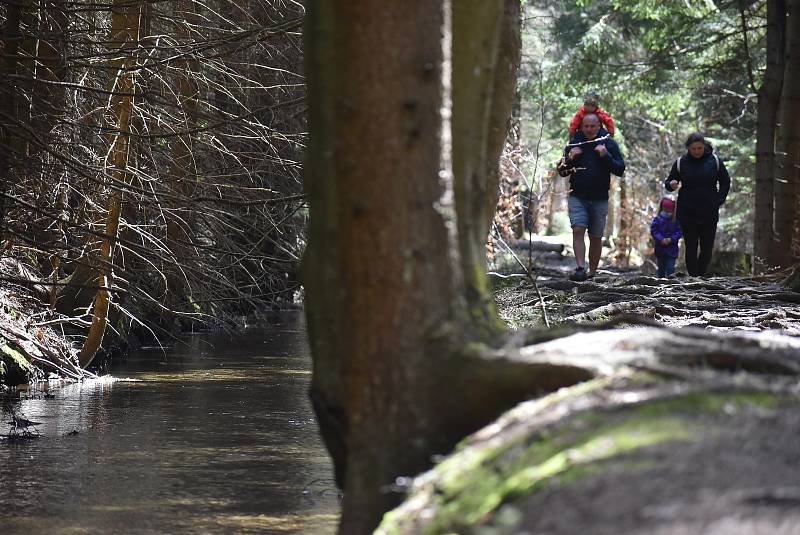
[557, 114, 625, 281]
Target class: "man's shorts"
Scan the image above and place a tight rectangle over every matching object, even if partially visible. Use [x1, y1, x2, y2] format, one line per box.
[568, 196, 609, 238]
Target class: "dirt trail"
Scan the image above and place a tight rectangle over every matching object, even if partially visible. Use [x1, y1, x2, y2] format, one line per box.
[495, 259, 800, 335]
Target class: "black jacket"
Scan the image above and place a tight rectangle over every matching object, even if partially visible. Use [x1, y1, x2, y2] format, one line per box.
[664, 143, 731, 224]
[559, 129, 625, 200]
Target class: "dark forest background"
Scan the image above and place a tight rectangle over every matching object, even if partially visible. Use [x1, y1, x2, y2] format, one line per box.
[1, 0, 797, 363]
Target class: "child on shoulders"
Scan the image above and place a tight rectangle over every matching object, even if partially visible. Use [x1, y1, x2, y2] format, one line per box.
[568, 92, 616, 139]
[650, 197, 682, 278]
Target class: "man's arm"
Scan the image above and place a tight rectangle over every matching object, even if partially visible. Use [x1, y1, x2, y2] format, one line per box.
[603, 141, 625, 176]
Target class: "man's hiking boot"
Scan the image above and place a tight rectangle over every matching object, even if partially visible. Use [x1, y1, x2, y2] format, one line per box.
[569, 266, 588, 282]
[586, 271, 596, 280]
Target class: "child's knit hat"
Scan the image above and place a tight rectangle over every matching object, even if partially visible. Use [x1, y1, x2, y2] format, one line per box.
[660, 197, 675, 212]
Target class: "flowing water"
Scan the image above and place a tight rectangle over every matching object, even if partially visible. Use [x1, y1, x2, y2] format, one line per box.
[0, 312, 339, 534]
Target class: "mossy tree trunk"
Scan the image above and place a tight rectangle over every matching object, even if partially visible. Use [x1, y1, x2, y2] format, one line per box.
[303, 1, 526, 533]
[451, 0, 519, 334]
[484, 0, 521, 238]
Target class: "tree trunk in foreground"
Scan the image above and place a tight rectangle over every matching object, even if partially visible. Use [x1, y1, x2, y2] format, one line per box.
[303, 1, 534, 533]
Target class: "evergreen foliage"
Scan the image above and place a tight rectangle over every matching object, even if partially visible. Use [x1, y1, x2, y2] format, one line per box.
[515, 0, 764, 256]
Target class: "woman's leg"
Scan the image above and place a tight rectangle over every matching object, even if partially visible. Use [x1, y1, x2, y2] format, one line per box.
[680, 219, 700, 276]
[697, 221, 718, 276]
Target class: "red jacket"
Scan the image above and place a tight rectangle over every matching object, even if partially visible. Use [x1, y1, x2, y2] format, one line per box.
[568, 106, 616, 137]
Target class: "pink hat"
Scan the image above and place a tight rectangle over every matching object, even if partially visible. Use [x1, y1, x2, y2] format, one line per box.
[660, 198, 675, 212]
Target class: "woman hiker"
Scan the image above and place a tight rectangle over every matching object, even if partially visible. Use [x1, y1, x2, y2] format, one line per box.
[664, 132, 731, 277]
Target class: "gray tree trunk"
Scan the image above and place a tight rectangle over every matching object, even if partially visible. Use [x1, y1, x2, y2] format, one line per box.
[755, 0, 786, 269]
[772, 0, 800, 267]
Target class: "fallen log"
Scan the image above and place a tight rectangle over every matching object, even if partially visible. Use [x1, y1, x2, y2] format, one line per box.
[376, 324, 800, 535]
[511, 240, 565, 253]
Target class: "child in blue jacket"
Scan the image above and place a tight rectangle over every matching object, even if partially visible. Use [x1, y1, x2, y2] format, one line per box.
[650, 197, 682, 278]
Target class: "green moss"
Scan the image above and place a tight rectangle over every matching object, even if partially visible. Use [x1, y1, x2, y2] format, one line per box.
[413, 390, 780, 535]
[430, 415, 688, 532]
[435, 378, 613, 492]
[0, 342, 32, 385]
[632, 391, 779, 415]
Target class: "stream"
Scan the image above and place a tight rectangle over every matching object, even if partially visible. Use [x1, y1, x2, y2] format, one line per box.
[0, 312, 339, 534]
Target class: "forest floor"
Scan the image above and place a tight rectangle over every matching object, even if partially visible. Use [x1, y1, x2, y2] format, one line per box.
[493, 248, 800, 335]
[377, 253, 800, 535]
[447, 250, 800, 535]
[380, 248, 800, 534]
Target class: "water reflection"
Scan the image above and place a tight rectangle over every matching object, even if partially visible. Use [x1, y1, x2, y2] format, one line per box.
[0, 312, 339, 534]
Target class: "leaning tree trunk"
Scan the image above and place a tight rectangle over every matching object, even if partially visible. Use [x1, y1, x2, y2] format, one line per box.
[772, 0, 800, 268]
[754, 0, 786, 269]
[451, 0, 510, 336]
[484, 0, 521, 240]
[78, 0, 141, 367]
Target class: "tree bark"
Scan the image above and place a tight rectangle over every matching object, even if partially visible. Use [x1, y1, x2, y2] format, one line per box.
[772, 0, 800, 267]
[0, 0, 24, 236]
[452, 0, 508, 337]
[78, 0, 141, 367]
[755, 0, 786, 268]
[163, 0, 200, 323]
[484, 0, 522, 238]
[303, 2, 456, 530]
[303, 1, 525, 533]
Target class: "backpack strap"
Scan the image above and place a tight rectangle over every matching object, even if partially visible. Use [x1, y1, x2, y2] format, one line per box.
[677, 154, 720, 174]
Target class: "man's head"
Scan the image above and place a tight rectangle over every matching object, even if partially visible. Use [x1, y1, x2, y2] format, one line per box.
[580, 114, 601, 140]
